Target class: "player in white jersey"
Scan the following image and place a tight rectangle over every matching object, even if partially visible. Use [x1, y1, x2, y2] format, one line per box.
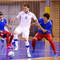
[12, 4, 45, 57]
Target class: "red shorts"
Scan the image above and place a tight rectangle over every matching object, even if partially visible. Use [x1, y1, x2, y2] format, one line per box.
[0, 30, 11, 38]
[34, 33, 53, 41]
[3, 30, 11, 35]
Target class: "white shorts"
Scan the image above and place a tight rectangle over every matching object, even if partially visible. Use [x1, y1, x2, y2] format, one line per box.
[14, 26, 30, 39]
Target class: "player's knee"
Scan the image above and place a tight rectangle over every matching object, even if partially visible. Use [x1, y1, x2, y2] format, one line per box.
[32, 37, 37, 41]
[13, 33, 18, 39]
[3, 33, 7, 38]
[11, 34, 14, 37]
[24, 38, 28, 41]
[10, 33, 14, 38]
[14, 31, 17, 35]
[25, 41, 29, 48]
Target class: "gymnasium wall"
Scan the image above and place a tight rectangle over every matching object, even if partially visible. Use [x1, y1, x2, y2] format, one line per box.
[0, 0, 59, 41]
[0, 2, 22, 32]
[40, 1, 60, 41]
[51, 1, 60, 41]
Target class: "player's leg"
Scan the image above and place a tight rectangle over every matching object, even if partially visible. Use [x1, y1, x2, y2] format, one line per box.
[45, 33, 56, 56]
[0, 31, 10, 48]
[3, 30, 11, 47]
[0, 37, 5, 49]
[4, 26, 13, 45]
[25, 38, 31, 57]
[32, 33, 43, 51]
[13, 26, 22, 50]
[22, 29, 31, 57]
[0, 27, 9, 49]
[13, 33, 19, 50]
[0, 31, 10, 47]
[9, 34, 14, 45]
[6, 31, 14, 47]
[0, 31, 14, 57]
[3, 30, 14, 57]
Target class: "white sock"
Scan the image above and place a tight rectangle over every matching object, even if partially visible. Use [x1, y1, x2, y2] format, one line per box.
[25, 41, 29, 46]
[13, 34, 19, 47]
[25, 41, 30, 53]
[14, 34, 18, 39]
[14, 34, 18, 45]
[15, 41, 18, 47]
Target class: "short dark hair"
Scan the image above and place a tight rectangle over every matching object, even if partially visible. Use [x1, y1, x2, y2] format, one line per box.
[0, 12, 3, 15]
[24, 3, 30, 8]
[43, 13, 50, 19]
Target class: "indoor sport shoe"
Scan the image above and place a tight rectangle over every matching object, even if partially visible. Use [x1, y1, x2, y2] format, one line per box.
[54, 54, 57, 57]
[27, 52, 31, 58]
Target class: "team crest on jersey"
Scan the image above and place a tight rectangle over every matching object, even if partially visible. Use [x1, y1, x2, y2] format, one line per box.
[25, 16, 28, 19]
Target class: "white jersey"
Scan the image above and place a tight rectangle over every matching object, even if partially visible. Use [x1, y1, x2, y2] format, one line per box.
[16, 11, 37, 29]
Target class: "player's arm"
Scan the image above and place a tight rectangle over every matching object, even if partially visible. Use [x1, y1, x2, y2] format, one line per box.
[32, 13, 47, 32]
[34, 19, 47, 32]
[3, 18, 8, 27]
[4, 19, 12, 29]
[12, 17, 18, 23]
[5, 23, 11, 29]
[12, 12, 21, 23]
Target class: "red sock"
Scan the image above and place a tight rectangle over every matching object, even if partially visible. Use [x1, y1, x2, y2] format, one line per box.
[32, 38, 36, 51]
[6, 34, 10, 47]
[9, 34, 14, 44]
[49, 39, 56, 54]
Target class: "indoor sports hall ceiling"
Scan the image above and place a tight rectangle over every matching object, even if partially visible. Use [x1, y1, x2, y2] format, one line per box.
[0, 0, 59, 2]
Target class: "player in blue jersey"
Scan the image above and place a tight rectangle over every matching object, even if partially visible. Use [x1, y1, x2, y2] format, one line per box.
[0, 12, 13, 49]
[32, 13, 57, 56]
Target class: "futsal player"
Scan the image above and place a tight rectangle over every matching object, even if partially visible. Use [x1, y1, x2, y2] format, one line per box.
[0, 12, 14, 50]
[0, 23, 9, 49]
[12, 3, 43, 57]
[32, 13, 57, 57]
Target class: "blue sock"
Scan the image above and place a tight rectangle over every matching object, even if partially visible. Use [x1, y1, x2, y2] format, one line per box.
[32, 50, 35, 54]
[0, 39, 4, 49]
[1, 39, 4, 43]
[1, 45, 4, 49]
[12, 42, 16, 47]
[12, 39, 18, 47]
[54, 54, 57, 57]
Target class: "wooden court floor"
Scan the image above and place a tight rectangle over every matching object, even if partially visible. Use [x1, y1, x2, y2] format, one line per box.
[20, 57, 60, 60]
[0, 40, 60, 60]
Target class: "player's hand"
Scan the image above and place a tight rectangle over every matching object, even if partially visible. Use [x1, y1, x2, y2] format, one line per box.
[10, 20, 14, 23]
[42, 29, 47, 32]
[12, 17, 17, 23]
[31, 23, 36, 26]
[7, 25, 12, 30]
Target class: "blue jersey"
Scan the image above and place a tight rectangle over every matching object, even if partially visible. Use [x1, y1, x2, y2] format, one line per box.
[38, 18, 52, 33]
[0, 18, 7, 31]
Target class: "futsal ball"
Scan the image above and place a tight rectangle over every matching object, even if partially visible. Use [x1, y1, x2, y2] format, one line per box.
[8, 51, 14, 57]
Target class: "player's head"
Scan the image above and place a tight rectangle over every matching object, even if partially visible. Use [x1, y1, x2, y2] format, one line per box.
[23, 3, 30, 13]
[0, 11, 3, 19]
[43, 13, 50, 20]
